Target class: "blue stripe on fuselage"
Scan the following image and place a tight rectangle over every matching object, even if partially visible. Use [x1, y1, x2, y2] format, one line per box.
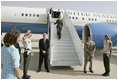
[1, 22, 83, 38]
[1, 22, 48, 34]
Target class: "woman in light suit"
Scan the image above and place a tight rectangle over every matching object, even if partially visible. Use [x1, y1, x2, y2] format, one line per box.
[1, 29, 21, 79]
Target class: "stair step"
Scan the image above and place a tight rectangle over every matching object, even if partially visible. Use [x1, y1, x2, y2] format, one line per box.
[51, 38, 72, 41]
[53, 49, 76, 52]
[51, 61, 79, 66]
[53, 46, 75, 49]
[52, 36, 71, 38]
[53, 40, 73, 44]
[52, 52, 77, 57]
[52, 56, 78, 61]
[52, 44, 74, 47]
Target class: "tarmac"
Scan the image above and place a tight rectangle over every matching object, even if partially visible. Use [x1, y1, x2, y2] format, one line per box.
[2, 33, 117, 79]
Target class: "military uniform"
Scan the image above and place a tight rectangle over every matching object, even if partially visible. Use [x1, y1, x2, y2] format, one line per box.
[84, 40, 96, 72]
[103, 40, 112, 75]
[22, 38, 32, 78]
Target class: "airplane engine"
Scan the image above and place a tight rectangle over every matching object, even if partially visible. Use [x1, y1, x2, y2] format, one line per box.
[82, 23, 117, 48]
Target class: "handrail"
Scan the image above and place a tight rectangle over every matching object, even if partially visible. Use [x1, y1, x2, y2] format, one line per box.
[63, 11, 84, 66]
[48, 14, 53, 64]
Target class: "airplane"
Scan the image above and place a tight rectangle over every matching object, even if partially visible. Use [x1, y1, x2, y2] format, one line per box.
[1, 6, 117, 48]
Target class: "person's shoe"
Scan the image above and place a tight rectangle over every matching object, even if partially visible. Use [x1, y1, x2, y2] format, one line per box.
[90, 70, 94, 73]
[22, 75, 30, 79]
[46, 70, 50, 73]
[102, 72, 107, 76]
[26, 74, 31, 78]
[37, 69, 41, 73]
[84, 71, 87, 73]
[103, 73, 109, 76]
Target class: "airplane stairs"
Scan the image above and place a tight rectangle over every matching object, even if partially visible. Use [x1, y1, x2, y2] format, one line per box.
[48, 11, 84, 66]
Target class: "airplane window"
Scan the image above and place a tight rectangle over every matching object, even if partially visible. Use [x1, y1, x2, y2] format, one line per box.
[25, 14, 28, 16]
[37, 14, 39, 17]
[95, 19, 97, 21]
[82, 18, 84, 20]
[78, 13, 79, 15]
[109, 20, 111, 22]
[29, 14, 32, 17]
[107, 16, 109, 18]
[86, 13, 88, 16]
[88, 18, 91, 21]
[74, 12, 75, 15]
[33, 14, 35, 17]
[70, 17, 71, 19]
[112, 20, 114, 22]
[107, 20, 108, 22]
[21, 13, 24, 16]
[76, 17, 78, 20]
[81, 13, 83, 16]
[92, 18, 94, 21]
[73, 17, 74, 19]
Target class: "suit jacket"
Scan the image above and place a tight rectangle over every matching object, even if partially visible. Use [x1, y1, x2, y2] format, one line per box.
[39, 38, 50, 56]
[55, 20, 63, 28]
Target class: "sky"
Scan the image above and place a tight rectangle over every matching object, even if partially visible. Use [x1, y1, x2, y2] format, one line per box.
[1, 1, 117, 15]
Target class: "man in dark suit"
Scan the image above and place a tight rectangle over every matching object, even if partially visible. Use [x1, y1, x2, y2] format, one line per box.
[37, 33, 50, 72]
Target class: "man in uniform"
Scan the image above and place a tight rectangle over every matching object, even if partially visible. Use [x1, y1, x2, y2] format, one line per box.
[22, 30, 32, 79]
[102, 35, 112, 76]
[37, 33, 50, 73]
[84, 36, 96, 73]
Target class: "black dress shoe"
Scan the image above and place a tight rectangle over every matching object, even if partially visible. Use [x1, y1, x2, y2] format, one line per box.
[90, 70, 94, 73]
[37, 69, 41, 73]
[103, 73, 109, 76]
[26, 74, 31, 78]
[46, 70, 50, 73]
[22, 75, 30, 79]
[102, 72, 107, 76]
[84, 71, 87, 73]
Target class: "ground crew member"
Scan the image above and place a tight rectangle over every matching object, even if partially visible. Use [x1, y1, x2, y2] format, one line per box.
[102, 35, 112, 76]
[84, 36, 96, 73]
[22, 30, 32, 79]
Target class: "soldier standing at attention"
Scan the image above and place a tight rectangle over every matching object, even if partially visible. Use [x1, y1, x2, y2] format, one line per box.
[102, 35, 112, 76]
[84, 36, 96, 73]
[22, 30, 32, 79]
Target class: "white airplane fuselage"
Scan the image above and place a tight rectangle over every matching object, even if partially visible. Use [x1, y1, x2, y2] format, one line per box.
[1, 6, 117, 48]
[1, 6, 117, 30]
